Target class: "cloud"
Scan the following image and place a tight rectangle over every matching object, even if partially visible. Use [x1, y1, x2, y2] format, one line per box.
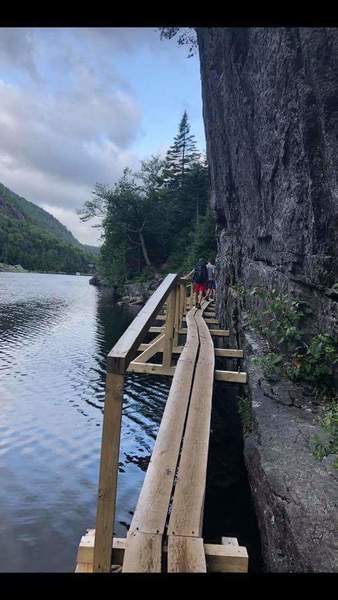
[0, 28, 38, 79]
[0, 27, 200, 245]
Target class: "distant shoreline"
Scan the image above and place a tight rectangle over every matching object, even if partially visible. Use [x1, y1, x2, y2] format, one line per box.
[0, 263, 93, 276]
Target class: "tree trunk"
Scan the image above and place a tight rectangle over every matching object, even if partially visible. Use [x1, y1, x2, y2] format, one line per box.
[138, 231, 158, 274]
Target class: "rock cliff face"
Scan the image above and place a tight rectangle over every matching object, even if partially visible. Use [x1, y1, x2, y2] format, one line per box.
[197, 27, 338, 571]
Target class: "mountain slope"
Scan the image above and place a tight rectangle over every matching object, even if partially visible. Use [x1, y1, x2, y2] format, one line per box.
[0, 182, 98, 273]
[0, 182, 84, 247]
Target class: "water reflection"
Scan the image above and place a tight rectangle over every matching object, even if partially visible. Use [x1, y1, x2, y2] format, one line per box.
[0, 273, 170, 571]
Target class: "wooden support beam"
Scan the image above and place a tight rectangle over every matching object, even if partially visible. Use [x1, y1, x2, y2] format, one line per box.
[137, 344, 184, 354]
[93, 372, 124, 572]
[183, 317, 218, 324]
[107, 273, 179, 374]
[77, 531, 126, 565]
[162, 289, 176, 368]
[204, 543, 248, 573]
[76, 531, 248, 573]
[127, 362, 175, 376]
[215, 348, 243, 358]
[133, 334, 165, 364]
[149, 326, 163, 333]
[214, 370, 247, 383]
[179, 328, 229, 337]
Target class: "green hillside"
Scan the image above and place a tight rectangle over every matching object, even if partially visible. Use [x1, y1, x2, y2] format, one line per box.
[0, 182, 98, 274]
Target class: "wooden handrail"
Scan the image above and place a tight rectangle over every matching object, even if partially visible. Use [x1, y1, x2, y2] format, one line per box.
[107, 273, 179, 374]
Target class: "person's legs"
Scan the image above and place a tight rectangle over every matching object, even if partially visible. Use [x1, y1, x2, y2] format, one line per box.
[193, 284, 198, 307]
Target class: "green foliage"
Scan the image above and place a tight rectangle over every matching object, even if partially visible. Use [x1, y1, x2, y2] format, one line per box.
[237, 395, 253, 435]
[289, 334, 338, 387]
[252, 353, 284, 382]
[0, 181, 97, 273]
[0, 182, 82, 247]
[249, 286, 304, 351]
[247, 286, 337, 389]
[81, 112, 213, 285]
[311, 401, 338, 468]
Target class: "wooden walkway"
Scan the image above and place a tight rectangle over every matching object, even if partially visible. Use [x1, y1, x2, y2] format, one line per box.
[75, 275, 248, 573]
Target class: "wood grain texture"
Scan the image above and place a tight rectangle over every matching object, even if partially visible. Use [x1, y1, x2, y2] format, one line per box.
[167, 536, 206, 573]
[214, 370, 247, 383]
[126, 309, 199, 536]
[167, 311, 215, 537]
[122, 531, 162, 572]
[204, 543, 248, 572]
[93, 372, 124, 572]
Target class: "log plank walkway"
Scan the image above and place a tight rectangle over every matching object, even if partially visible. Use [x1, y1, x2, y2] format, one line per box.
[75, 274, 248, 573]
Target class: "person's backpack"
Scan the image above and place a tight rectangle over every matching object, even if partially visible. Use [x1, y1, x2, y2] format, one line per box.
[193, 263, 208, 284]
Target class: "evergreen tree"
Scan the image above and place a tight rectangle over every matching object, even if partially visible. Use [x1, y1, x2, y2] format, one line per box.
[163, 111, 200, 187]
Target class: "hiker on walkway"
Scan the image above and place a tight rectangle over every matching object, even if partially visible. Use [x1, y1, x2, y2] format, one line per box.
[205, 259, 216, 300]
[192, 258, 208, 309]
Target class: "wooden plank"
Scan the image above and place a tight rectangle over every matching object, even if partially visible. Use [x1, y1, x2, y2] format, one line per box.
[179, 328, 229, 337]
[133, 334, 165, 364]
[215, 370, 247, 383]
[107, 273, 179, 374]
[173, 346, 184, 354]
[215, 348, 243, 358]
[204, 543, 248, 572]
[208, 328, 230, 336]
[77, 534, 126, 566]
[149, 326, 163, 333]
[167, 536, 206, 573]
[168, 311, 215, 537]
[162, 289, 176, 368]
[222, 537, 239, 546]
[127, 362, 175, 376]
[183, 317, 218, 324]
[77, 532, 247, 573]
[93, 372, 124, 572]
[76, 562, 93, 573]
[126, 309, 200, 537]
[122, 531, 162, 572]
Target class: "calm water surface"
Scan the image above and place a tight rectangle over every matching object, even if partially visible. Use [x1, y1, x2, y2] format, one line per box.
[0, 272, 262, 572]
[0, 272, 171, 572]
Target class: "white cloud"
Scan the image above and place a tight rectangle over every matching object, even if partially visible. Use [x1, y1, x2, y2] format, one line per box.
[0, 27, 200, 245]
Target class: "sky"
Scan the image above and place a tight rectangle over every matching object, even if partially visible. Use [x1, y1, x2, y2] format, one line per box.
[0, 28, 205, 245]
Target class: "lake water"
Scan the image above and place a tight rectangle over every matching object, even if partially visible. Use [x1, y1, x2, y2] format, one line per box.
[0, 272, 263, 572]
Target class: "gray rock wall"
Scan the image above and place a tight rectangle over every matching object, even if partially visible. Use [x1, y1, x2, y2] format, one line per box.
[197, 27, 338, 571]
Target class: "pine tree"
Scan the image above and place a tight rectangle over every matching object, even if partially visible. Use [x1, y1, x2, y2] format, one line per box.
[163, 111, 200, 187]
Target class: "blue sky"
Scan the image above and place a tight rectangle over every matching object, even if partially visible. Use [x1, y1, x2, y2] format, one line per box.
[0, 28, 205, 244]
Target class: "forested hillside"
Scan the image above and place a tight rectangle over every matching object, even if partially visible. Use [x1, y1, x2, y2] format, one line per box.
[0, 183, 97, 274]
[81, 111, 216, 289]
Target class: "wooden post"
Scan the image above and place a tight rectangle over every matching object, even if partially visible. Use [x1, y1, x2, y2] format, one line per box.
[93, 371, 125, 572]
[179, 284, 185, 329]
[162, 289, 176, 368]
[173, 285, 180, 348]
[182, 284, 187, 317]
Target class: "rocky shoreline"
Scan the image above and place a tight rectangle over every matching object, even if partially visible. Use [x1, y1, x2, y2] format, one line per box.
[0, 263, 27, 273]
[89, 273, 164, 308]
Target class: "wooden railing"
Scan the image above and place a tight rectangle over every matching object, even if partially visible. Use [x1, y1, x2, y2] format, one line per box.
[93, 272, 191, 572]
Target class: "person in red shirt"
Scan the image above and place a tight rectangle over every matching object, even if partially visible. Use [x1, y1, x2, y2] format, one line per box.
[192, 258, 208, 309]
